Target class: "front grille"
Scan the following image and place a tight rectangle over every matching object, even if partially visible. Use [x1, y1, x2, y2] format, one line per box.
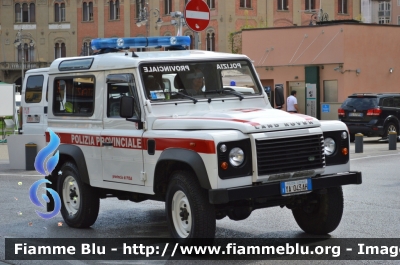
[256, 134, 325, 176]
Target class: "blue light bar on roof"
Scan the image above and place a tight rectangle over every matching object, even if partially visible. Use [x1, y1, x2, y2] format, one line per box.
[91, 36, 191, 50]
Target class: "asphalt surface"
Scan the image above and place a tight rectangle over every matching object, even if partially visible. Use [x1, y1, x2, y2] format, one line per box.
[0, 137, 400, 264]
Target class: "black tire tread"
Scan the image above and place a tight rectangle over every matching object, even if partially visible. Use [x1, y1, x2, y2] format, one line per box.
[383, 122, 397, 138]
[166, 170, 216, 240]
[292, 187, 343, 235]
[58, 161, 100, 228]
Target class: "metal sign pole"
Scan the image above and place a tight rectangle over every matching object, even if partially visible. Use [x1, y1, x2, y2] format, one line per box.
[194, 32, 199, 49]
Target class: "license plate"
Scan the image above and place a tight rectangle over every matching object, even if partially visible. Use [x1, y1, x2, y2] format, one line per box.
[349, 112, 363, 117]
[26, 115, 40, 123]
[280, 179, 312, 195]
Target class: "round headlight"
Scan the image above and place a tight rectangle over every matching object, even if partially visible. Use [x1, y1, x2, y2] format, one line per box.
[341, 131, 348, 139]
[324, 138, 336, 156]
[229, 147, 245, 167]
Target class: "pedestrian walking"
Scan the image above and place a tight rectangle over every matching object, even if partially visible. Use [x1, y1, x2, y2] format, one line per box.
[287, 90, 299, 113]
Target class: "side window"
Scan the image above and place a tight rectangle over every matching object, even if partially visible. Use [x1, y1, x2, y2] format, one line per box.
[53, 76, 95, 116]
[106, 74, 139, 118]
[381, 97, 393, 107]
[393, 97, 400, 108]
[25, 75, 44, 103]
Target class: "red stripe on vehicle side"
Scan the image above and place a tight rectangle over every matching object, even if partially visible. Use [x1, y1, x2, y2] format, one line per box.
[144, 138, 216, 154]
[46, 132, 216, 154]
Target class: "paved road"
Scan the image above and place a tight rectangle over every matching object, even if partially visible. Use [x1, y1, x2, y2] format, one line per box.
[0, 138, 399, 264]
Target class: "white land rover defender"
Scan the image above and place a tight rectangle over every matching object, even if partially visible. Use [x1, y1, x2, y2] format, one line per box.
[43, 36, 362, 242]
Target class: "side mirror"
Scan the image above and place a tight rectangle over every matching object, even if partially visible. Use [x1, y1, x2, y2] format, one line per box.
[120, 96, 135, 118]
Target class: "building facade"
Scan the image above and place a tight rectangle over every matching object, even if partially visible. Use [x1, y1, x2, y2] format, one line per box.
[361, 0, 400, 25]
[242, 23, 400, 120]
[0, 0, 362, 89]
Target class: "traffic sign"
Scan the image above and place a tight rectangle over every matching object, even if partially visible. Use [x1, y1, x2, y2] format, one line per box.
[184, 0, 210, 32]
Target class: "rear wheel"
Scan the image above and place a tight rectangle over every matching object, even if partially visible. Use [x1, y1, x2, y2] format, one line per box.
[383, 122, 397, 139]
[166, 170, 216, 243]
[292, 187, 343, 235]
[58, 162, 100, 228]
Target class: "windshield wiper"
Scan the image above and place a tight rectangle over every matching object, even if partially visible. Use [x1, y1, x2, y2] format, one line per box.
[172, 92, 198, 104]
[204, 89, 244, 101]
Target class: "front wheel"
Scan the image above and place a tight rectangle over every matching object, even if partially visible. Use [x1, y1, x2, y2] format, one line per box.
[165, 170, 216, 243]
[292, 187, 343, 235]
[58, 162, 100, 228]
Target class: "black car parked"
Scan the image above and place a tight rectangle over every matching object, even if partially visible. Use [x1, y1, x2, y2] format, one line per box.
[338, 93, 400, 142]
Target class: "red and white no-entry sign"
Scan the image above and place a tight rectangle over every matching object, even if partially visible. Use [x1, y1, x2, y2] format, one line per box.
[184, 0, 210, 32]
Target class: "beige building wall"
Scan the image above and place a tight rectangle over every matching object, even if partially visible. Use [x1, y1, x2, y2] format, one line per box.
[0, 0, 77, 89]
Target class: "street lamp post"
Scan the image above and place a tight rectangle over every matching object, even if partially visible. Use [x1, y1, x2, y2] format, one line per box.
[14, 29, 34, 88]
[136, 2, 163, 37]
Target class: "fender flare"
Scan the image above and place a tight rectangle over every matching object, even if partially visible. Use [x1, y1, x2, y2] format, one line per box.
[58, 144, 90, 185]
[384, 115, 400, 129]
[155, 148, 211, 190]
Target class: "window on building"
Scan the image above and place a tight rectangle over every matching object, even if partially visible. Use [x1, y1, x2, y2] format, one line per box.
[15, 3, 35, 22]
[338, 0, 347, 14]
[207, 0, 216, 9]
[398, 0, 400, 6]
[55, 3, 66, 22]
[240, 0, 251, 8]
[17, 42, 35, 63]
[83, 1, 94, 21]
[378, 1, 391, 24]
[185, 32, 194, 50]
[55, 42, 66, 59]
[110, 0, 120, 20]
[15, 4, 21, 23]
[305, 0, 315, 11]
[82, 41, 93, 56]
[206, 32, 215, 51]
[53, 76, 95, 116]
[22, 3, 29, 22]
[136, 0, 145, 18]
[164, 0, 172, 15]
[278, 0, 288, 11]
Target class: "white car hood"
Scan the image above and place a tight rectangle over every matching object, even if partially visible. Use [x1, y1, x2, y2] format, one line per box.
[152, 108, 320, 133]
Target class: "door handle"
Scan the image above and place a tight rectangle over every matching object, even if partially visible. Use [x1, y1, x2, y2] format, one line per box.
[103, 142, 113, 147]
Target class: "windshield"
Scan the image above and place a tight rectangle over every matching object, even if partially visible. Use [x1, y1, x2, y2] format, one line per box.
[140, 60, 261, 102]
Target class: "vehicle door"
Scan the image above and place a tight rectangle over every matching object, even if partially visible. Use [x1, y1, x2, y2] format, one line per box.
[101, 73, 144, 186]
[392, 97, 400, 121]
[380, 97, 395, 122]
[22, 74, 48, 134]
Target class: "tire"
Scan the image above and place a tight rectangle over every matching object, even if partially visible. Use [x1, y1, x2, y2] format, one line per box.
[58, 162, 100, 228]
[349, 134, 355, 143]
[292, 187, 343, 235]
[165, 170, 216, 243]
[383, 122, 397, 139]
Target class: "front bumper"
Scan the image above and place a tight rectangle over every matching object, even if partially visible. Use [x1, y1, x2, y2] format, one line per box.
[209, 171, 362, 204]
